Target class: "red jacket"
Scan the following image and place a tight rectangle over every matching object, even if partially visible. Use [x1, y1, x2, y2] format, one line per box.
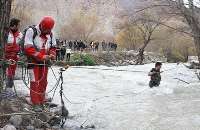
[24, 25, 56, 63]
[5, 31, 22, 59]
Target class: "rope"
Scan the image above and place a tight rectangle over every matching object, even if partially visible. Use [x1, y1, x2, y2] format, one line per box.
[70, 66, 148, 73]
[50, 66, 59, 81]
[63, 92, 85, 105]
[50, 77, 61, 100]
[11, 60, 59, 96]
[59, 69, 67, 128]
[1, 59, 188, 74]
[21, 71, 60, 95]
[17, 60, 62, 96]
[174, 78, 190, 84]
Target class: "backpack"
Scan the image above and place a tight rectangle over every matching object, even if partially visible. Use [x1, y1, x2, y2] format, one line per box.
[19, 25, 53, 56]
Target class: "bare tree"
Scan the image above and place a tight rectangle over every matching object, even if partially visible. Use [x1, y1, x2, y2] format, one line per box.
[136, 0, 200, 63]
[115, 23, 141, 50]
[0, 0, 12, 92]
[177, 0, 200, 62]
[134, 13, 161, 64]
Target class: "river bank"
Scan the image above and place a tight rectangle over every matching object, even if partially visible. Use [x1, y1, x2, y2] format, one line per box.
[55, 51, 167, 66]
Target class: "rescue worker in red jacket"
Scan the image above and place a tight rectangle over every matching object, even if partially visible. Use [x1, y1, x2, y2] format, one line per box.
[24, 16, 56, 111]
[5, 18, 23, 91]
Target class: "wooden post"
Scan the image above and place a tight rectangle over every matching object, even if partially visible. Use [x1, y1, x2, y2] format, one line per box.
[0, 0, 12, 92]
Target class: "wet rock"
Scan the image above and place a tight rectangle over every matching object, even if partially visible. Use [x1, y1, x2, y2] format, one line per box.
[22, 104, 32, 111]
[21, 115, 32, 126]
[48, 116, 61, 126]
[84, 124, 95, 129]
[26, 125, 34, 130]
[33, 119, 43, 128]
[69, 126, 82, 130]
[38, 113, 50, 122]
[51, 106, 62, 116]
[2, 124, 16, 130]
[33, 118, 49, 129]
[9, 115, 22, 127]
[45, 102, 58, 108]
[51, 125, 60, 130]
[80, 124, 96, 129]
[62, 106, 69, 118]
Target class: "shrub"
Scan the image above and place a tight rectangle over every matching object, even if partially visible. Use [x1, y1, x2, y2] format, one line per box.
[69, 53, 96, 66]
[82, 54, 96, 66]
[167, 51, 185, 62]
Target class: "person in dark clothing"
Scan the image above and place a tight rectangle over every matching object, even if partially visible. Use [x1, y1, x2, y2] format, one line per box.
[108, 42, 112, 51]
[110, 42, 117, 51]
[148, 62, 162, 88]
[102, 40, 105, 51]
[76, 40, 80, 51]
[74, 40, 78, 51]
[78, 40, 83, 51]
[60, 45, 66, 61]
[79, 40, 85, 51]
[56, 45, 61, 61]
[113, 43, 117, 51]
[95, 42, 99, 52]
[69, 40, 73, 49]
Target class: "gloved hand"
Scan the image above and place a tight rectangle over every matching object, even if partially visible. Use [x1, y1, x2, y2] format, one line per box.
[49, 54, 56, 60]
[43, 55, 50, 61]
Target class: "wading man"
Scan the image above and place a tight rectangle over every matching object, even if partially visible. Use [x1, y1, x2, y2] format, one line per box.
[148, 62, 162, 88]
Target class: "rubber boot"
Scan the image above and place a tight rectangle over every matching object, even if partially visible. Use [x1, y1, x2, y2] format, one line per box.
[6, 77, 14, 88]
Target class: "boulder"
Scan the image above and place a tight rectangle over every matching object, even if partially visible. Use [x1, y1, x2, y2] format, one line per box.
[9, 115, 22, 127]
[2, 124, 16, 130]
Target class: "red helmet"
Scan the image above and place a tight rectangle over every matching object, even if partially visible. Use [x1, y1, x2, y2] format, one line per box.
[40, 16, 55, 30]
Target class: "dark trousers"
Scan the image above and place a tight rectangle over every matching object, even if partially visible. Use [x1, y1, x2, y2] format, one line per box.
[149, 80, 160, 88]
[56, 51, 61, 61]
[61, 53, 65, 61]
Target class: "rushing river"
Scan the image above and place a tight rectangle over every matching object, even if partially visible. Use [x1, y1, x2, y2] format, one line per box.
[16, 63, 200, 130]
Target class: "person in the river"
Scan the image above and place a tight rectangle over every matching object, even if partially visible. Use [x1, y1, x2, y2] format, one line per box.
[148, 62, 162, 88]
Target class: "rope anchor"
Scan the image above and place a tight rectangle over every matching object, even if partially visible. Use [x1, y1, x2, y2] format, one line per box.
[58, 67, 69, 128]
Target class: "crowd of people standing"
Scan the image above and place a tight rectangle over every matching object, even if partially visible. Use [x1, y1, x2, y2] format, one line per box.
[55, 39, 118, 61]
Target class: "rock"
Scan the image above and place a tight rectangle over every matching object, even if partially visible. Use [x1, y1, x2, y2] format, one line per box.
[21, 115, 32, 126]
[45, 102, 58, 108]
[2, 124, 16, 130]
[34, 118, 48, 129]
[22, 104, 32, 110]
[38, 113, 50, 122]
[62, 106, 69, 118]
[48, 116, 61, 126]
[69, 126, 82, 130]
[85, 124, 95, 129]
[50, 106, 62, 116]
[26, 125, 34, 130]
[51, 126, 60, 130]
[9, 115, 22, 127]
